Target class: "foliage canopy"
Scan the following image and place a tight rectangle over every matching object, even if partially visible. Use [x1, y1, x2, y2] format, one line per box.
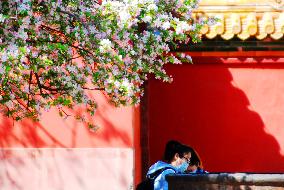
[0, 0, 207, 127]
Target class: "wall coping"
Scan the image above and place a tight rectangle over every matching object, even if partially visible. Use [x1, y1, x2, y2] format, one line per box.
[166, 173, 284, 186]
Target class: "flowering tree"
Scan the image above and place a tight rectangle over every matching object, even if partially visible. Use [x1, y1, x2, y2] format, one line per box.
[0, 0, 206, 126]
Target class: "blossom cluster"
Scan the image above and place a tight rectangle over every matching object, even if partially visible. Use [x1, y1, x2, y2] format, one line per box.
[0, 0, 206, 125]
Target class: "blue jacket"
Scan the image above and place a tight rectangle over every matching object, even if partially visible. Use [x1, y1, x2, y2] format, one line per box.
[146, 161, 176, 190]
[189, 167, 209, 174]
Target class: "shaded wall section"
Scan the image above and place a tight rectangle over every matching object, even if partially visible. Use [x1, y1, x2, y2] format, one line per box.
[147, 58, 284, 173]
[0, 91, 139, 190]
[0, 148, 133, 190]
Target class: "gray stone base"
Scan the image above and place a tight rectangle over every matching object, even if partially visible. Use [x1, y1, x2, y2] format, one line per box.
[166, 173, 284, 190]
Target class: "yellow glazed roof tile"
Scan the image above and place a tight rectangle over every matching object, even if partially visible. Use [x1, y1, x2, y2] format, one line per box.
[193, 0, 284, 40]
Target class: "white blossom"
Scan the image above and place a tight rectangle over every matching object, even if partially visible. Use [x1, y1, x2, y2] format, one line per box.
[0, 0, 204, 122]
[1, 53, 8, 62]
[162, 21, 171, 30]
[119, 10, 131, 23]
[99, 39, 113, 53]
[176, 21, 191, 34]
[148, 4, 158, 11]
[0, 14, 5, 23]
[142, 15, 152, 23]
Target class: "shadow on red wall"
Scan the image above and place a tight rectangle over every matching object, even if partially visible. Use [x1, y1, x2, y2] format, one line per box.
[0, 93, 134, 189]
[0, 92, 133, 148]
[147, 63, 284, 172]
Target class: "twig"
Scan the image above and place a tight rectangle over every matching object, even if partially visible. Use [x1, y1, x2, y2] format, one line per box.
[34, 72, 44, 95]
[27, 71, 33, 107]
[82, 87, 104, 90]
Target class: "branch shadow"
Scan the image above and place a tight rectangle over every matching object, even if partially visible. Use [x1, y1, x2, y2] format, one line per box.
[0, 91, 133, 190]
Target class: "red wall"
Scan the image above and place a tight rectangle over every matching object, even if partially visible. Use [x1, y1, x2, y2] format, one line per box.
[147, 56, 284, 172]
[0, 91, 140, 190]
[0, 92, 135, 148]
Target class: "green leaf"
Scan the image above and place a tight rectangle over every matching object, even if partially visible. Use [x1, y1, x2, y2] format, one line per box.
[63, 99, 71, 106]
[5, 65, 11, 72]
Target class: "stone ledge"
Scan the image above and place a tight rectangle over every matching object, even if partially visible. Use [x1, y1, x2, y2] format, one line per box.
[166, 173, 284, 190]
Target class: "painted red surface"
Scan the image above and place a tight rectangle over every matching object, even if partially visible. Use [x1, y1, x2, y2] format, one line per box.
[0, 91, 134, 148]
[147, 55, 284, 173]
[0, 91, 138, 190]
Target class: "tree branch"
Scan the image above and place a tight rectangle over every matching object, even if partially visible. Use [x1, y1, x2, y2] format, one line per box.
[34, 72, 44, 95]
[82, 87, 104, 91]
[27, 71, 33, 107]
[6, 84, 34, 114]
[27, 38, 95, 57]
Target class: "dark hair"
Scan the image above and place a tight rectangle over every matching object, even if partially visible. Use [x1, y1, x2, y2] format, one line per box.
[189, 149, 201, 167]
[163, 140, 193, 163]
[183, 145, 194, 156]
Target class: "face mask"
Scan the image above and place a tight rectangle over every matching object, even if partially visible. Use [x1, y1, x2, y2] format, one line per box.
[176, 161, 189, 173]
